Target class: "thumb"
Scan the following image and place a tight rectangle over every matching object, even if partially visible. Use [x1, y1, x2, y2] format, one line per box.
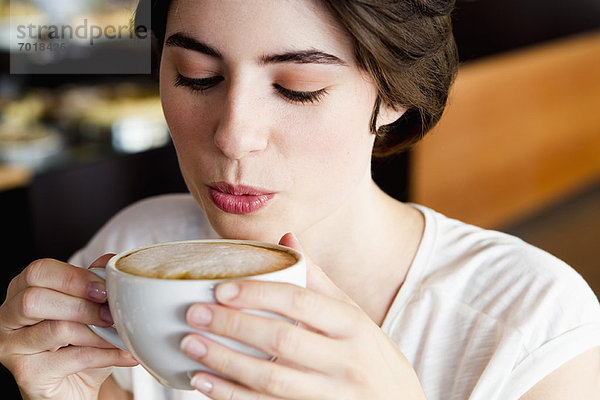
[278, 233, 355, 305]
[88, 253, 116, 269]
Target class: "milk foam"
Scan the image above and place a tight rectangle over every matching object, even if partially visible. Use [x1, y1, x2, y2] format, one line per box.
[116, 242, 297, 279]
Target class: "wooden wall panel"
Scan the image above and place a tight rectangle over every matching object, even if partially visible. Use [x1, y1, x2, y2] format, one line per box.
[411, 30, 600, 228]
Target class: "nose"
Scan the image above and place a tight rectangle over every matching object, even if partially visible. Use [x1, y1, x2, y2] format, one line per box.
[213, 84, 269, 160]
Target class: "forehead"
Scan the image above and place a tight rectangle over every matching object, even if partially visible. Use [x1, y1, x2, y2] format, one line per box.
[165, 0, 354, 64]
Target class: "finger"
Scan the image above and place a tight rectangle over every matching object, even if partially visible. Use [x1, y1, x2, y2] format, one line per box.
[25, 345, 138, 380]
[181, 334, 333, 399]
[6, 259, 108, 304]
[186, 303, 341, 373]
[1, 287, 113, 330]
[56, 346, 138, 375]
[4, 320, 120, 354]
[278, 233, 356, 305]
[214, 281, 363, 338]
[189, 371, 280, 400]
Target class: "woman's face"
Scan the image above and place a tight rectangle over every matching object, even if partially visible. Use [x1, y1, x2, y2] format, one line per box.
[160, 0, 387, 242]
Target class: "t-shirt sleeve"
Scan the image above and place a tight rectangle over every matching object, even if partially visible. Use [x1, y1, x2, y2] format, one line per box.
[384, 206, 600, 400]
[496, 247, 600, 399]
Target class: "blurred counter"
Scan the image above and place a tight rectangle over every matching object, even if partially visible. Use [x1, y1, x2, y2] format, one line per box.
[0, 141, 187, 297]
[0, 81, 188, 296]
[0, 82, 169, 169]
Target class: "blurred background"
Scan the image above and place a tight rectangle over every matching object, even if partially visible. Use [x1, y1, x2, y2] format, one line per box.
[410, 0, 600, 299]
[0, 0, 599, 395]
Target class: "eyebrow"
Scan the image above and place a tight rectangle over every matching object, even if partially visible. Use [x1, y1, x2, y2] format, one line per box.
[165, 33, 221, 58]
[260, 50, 347, 66]
[164, 32, 347, 66]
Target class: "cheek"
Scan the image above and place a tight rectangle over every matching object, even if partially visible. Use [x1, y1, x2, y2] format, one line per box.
[160, 83, 215, 172]
[161, 98, 218, 202]
[161, 61, 210, 143]
[280, 93, 376, 194]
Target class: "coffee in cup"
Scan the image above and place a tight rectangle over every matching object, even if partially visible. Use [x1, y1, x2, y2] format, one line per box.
[116, 241, 297, 279]
[88, 239, 306, 390]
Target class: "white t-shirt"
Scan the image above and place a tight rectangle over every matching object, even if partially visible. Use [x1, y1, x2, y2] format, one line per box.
[69, 194, 600, 400]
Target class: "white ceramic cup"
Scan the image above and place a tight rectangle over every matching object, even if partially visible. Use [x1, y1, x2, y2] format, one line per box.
[88, 239, 306, 390]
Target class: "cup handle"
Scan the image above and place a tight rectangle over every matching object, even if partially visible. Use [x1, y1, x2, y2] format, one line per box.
[87, 267, 128, 351]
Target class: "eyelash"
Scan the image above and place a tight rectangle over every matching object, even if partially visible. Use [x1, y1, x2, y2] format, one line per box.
[173, 74, 223, 92]
[173, 73, 327, 104]
[273, 84, 327, 104]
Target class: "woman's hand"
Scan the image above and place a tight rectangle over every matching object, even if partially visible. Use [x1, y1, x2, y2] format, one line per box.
[0, 255, 138, 400]
[181, 233, 426, 400]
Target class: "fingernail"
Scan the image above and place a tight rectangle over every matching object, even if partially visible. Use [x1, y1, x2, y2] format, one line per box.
[100, 303, 113, 324]
[87, 282, 107, 302]
[215, 282, 239, 301]
[181, 336, 207, 359]
[188, 305, 212, 326]
[191, 374, 213, 393]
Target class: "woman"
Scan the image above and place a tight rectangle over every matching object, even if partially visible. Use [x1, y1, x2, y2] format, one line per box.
[1, 1, 599, 399]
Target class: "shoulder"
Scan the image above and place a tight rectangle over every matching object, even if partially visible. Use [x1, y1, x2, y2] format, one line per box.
[415, 204, 600, 334]
[386, 205, 600, 398]
[404, 205, 600, 398]
[69, 193, 217, 267]
[107, 193, 207, 228]
[97, 193, 211, 241]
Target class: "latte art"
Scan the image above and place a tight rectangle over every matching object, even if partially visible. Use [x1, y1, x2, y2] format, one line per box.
[116, 242, 297, 279]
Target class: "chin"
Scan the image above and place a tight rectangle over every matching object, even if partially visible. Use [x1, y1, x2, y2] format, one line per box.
[207, 213, 287, 244]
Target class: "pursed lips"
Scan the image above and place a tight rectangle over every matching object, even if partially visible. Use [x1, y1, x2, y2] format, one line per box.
[208, 182, 276, 215]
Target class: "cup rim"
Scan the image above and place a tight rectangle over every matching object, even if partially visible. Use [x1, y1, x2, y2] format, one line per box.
[105, 239, 305, 282]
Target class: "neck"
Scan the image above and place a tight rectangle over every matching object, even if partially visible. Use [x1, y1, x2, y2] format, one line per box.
[297, 176, 424, 325]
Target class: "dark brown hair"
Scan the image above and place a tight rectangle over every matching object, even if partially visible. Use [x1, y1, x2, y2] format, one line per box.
[137, 0, 458, 156]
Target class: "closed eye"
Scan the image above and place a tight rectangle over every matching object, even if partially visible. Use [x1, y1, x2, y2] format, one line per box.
[273, 84, 328, 104]
[173, 73, 327, 104]
[173, 73, 224, 92]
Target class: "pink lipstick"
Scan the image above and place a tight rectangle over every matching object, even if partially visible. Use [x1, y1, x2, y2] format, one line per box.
[208, 182, 275, 215]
